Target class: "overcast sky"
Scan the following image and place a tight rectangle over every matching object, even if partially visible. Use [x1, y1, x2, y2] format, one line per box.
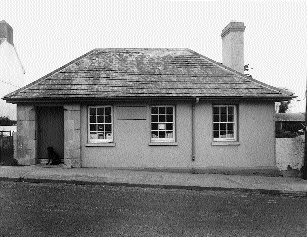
[1, 0, 306, 112]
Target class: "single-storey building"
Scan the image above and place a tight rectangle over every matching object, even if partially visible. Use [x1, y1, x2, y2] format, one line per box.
[3, 22, 293, 174]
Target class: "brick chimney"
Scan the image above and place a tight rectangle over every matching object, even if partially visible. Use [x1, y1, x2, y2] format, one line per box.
[0, 20, 13, 45]
[221, 21, 245, 74]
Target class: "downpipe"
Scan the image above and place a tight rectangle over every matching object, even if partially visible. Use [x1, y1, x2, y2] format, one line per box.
[191, 97, 199, 174]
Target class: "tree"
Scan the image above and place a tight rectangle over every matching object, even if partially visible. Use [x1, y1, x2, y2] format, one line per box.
[244, 64, 253, 78]
[278, 100, 291, 113]
[0, 116, 17, 126]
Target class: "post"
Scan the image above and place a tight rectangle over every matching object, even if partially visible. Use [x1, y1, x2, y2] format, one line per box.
[302, 74, 307, 179]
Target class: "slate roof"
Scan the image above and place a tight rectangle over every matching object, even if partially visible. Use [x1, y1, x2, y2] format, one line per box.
[4, 48, 293, 102]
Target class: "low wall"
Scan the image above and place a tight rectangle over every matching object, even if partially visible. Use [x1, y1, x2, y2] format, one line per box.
[276, 136, 304, 170]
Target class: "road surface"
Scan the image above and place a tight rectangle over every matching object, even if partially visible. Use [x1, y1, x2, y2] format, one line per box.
[0, 181, 307, 236]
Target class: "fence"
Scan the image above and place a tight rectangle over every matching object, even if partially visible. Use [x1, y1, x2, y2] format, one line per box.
[0, 135, 14, 165]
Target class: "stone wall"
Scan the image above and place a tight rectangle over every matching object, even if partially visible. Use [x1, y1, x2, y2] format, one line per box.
[15, 105, 36, 165]
[64, 105, 81, 167]
[276, 136, 304, 170]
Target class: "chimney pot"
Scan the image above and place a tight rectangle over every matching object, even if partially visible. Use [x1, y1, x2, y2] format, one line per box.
[0, 20, 13, 45]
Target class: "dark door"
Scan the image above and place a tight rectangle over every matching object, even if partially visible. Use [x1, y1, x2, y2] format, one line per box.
[37, 107, 64, 161]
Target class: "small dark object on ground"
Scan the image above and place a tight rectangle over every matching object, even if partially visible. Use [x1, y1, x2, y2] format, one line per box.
[47, 147, 62, 165]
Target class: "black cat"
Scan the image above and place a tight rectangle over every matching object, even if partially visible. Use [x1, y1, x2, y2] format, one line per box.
[46, 147, 62, 165]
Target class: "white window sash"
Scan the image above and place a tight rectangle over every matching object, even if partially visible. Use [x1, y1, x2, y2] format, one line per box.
[150, 105, 175, 143]
[88, 106, 113, 143]
[213, 105, 237, 142]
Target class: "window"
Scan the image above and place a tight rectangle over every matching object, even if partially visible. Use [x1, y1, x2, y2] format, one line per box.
[151, 106, 175, 142]
[88, 106, 113, 143]
[213, 105, 237, 141]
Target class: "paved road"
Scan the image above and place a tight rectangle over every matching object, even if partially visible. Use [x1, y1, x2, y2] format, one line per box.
[1, 181, 307, 236]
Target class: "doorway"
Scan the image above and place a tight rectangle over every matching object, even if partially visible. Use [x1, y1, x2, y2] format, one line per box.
[37, 106, 64, 164]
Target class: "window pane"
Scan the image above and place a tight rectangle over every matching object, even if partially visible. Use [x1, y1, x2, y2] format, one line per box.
[97, 108, 104, 115]
[166, 132, 173, 138]
[152, 131, 158, 138]
[158, 123, 166, 130]
[151, 123, 158, 130]
[227, 123, 234, 131]
[98, 133, 105, 139]
[151, 107, 158, 114]
[221, 114, 227, 122]
[227, 131, 234, 138]
[213, 114, 219, 122]
[159, 131, 165, 138]
[90, 108, 96, 115]
[159, 115, 165, 122]
[105, 124, 112, 132]
[166, 123, 173, 130]
[213, 123, 219, 130]
[220, 123, 226, 130]
[105, 133, 112, 140]
[151, 115, 158, 122]
[90, 133, 98, 139]
[105, 115, 111, 123]
[98, 125, 104, 131]
[220, 130, 226, 138]
[97, 116, 104, 123]
[90, 124, 97, 131]
[213, 106, 219, 114]
[221, 107, 227, 114]
[166, 115, 173, 122]
[166, 107, 173, 114]
[228, 115, 234, 122]
[213, 131, 219, 138]
[105, 107, 111, 115]
[90, 115, 96, 123]
[159, 107, 165, 114]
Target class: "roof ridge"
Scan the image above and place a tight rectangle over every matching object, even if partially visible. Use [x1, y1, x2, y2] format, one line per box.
[3, 49, 97, 99]
[187, 49, 295, 99]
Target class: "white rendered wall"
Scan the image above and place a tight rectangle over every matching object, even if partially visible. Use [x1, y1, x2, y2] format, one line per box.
[0, 40, 25, 120]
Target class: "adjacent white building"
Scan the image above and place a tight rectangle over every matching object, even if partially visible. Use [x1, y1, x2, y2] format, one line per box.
[0, 20, 25, 120]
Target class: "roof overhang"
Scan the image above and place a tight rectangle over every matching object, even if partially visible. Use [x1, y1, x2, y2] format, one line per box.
[4, 95, 295, 105]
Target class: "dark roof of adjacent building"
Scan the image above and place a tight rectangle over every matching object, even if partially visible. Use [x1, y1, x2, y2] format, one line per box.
[4, 48, 294, 103]
[275, 113, 305, 122]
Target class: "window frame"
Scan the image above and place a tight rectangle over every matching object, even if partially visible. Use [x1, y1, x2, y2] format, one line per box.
[150, 105, 176, 143]
[88, 105, 113, 144]
[212, 105, 237, 142]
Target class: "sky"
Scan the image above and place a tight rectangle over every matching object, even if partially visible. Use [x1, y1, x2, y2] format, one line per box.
[1, 0, 307, 112]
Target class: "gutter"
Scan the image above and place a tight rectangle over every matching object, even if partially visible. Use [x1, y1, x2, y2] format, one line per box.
[3, 95, 294, 105]
[191, 97, 199, 172]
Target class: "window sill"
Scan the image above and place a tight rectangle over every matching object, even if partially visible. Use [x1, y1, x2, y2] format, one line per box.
[149, 142, 178, 146]
[86, 143, 116, 147]
[211, 141, 240, 146]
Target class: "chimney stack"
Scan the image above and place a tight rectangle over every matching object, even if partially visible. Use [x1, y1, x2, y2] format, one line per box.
[0, 20, 13, 45]
[221, 21, 245, 74]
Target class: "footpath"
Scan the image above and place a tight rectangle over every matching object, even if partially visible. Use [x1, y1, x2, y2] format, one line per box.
[1, 165, 307, 196]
